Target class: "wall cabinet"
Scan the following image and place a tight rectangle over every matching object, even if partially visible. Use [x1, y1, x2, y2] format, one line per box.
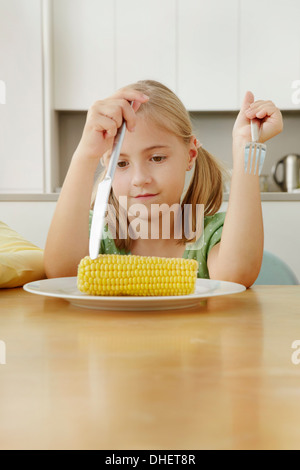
[53, 0, 176, 110]
[52, 0, 300, 112]
[53, 0, 115, 110]
[240, 0, 300, 109]
[115, 0, 176, 91]
[177, 0, 239, 111]
[0, 0, 44, 193]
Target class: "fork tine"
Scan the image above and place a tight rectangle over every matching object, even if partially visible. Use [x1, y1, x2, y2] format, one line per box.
[244, 143, 250, 173]
[244, 143, 266, 175]
[253, 144, 261, 175]
[244, 117, 267, 175]
[249, 144, 255, 174]
[258, 146, 266, 175]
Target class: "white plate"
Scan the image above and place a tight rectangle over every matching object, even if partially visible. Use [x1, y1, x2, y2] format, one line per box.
[23, 277, 246, 311]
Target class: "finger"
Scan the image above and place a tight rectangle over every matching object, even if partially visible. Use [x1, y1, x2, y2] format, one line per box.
[101, 99, 138, 132]
[112, 89, 150, 106]
[118, 99, 138, 131]
[249, 99, 275, 108]
[246, 103, 277, 119]
[247, 100, 276, 115]
[89, 115, 118, 138]
[92, 99, 140, 132]
[240, 90, 255, 112]
[93, 102, 124, 127]
[132, 100, 143, 113]
[256, 106, 277, 119]
[249, 100, 268, 107]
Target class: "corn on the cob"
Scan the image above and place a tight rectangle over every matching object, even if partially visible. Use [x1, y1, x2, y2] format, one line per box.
[77, 254, 198, 296]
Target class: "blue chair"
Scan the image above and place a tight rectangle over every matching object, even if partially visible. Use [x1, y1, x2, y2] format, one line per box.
[254, 250, 299, 285]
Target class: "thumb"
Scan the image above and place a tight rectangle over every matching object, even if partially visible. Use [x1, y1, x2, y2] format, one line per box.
[232, 91, 255, 140]
[240, 90, 254, 112]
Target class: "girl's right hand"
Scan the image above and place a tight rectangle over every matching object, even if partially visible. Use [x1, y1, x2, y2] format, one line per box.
[232, 91, 283, 146]
[75, 89, 150, 161]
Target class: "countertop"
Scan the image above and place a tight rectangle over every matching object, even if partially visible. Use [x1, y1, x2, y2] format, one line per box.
[1, 192, 300, 201]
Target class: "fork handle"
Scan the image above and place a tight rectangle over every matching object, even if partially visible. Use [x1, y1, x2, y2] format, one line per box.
[251, 120, 260, 142]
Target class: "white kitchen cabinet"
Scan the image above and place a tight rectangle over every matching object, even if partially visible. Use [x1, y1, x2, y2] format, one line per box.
[52, 0, 300, 112]
[177, 0, 239, 111]
[240, 0, 300, 110]
[53, 0, 115, 110]
[115, 0, 176, 91]
[0, 199, 57, 248]
[221, 200, 300, 283]
[53, 0, 176, 109]
[0, 0, 44, 193]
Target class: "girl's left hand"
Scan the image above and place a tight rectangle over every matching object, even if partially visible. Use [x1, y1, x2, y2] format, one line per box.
[232, 91, 283, 144]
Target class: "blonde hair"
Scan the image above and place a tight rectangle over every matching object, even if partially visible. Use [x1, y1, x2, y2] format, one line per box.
[92, 80, 225, 252]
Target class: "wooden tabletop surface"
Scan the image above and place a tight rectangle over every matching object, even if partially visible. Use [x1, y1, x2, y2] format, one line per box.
[1, 285, 300, 450]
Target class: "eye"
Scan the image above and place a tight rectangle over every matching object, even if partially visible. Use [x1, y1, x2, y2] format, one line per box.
[151, 155, 166, 163]
[117, 161, 128, 168]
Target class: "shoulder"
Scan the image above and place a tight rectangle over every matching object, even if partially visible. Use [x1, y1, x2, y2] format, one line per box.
[203, 211, 226, 252]
[184, 211, 226, 278]
[204, 211, 226, 229]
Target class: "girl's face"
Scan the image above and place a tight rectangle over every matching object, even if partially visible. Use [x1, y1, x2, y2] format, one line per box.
[111, 114, 196, 215]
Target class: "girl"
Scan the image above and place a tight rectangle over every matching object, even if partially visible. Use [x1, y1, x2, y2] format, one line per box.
[44, 80, 283, 287]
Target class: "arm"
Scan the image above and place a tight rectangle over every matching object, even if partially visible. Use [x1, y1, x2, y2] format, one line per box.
[44, 90, 149, 278]
[207, 92, 283, 287]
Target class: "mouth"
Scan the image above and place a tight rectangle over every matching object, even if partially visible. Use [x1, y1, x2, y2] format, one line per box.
[134, 193, 158, 200]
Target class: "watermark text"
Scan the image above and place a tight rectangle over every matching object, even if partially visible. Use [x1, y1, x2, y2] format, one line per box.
[0, 80, 6, 104]
[102, 197, 204, 242]
[291, 80, 300, 105]
[291, 340, 300, 365]
[0, 340, 6, 365]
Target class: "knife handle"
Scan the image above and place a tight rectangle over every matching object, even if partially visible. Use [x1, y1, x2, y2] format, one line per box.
[106, 122, 127, 180]
[106, 101, 133, 180]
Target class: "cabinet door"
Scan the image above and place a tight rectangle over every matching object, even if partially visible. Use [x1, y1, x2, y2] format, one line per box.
[220, 200, 300, 281]
[0, 0, 44, 193]
[177, 0, 239, 111]
[53, 0, 114, 110]
[240, 0, 300, 110]
[115, 0, 176, 92]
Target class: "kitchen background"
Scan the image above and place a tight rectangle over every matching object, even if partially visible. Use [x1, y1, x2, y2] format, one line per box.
[1, 0, 300, 278]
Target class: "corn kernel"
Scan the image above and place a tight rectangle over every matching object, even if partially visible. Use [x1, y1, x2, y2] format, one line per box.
[77, 254, 198, 296]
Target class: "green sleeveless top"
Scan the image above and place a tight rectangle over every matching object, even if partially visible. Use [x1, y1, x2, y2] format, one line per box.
[89, 211, 226, 279]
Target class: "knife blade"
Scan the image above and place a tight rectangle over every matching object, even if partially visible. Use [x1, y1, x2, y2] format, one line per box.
[89, 119, 128, 260]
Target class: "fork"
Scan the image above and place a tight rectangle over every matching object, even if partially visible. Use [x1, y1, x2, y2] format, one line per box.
[244, 120, 267, 175]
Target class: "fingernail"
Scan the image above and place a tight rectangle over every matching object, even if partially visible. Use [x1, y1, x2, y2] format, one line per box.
[142, 94, 150, 100]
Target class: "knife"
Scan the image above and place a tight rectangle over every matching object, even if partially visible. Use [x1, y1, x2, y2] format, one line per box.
[89, 114, 129, 260]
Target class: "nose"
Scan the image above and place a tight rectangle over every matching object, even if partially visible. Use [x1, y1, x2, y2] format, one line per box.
[131, 163, 152, 187]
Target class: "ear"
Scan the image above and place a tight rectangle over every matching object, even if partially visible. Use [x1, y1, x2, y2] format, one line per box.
[186, 135, 199, 170]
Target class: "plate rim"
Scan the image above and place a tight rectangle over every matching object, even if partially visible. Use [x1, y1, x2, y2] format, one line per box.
[23, 277, 246, 304]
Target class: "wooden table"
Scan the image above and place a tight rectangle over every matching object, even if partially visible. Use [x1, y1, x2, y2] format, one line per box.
[1, 285, 300, 450]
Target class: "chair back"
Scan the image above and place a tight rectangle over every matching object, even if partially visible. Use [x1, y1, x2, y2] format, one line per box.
[254, 250, 299, 285]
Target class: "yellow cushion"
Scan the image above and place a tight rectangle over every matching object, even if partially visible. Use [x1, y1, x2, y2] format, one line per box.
[0, 221, 46, 288]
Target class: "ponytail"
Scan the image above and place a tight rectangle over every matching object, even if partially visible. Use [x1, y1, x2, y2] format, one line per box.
[181, 147, 224, 216]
